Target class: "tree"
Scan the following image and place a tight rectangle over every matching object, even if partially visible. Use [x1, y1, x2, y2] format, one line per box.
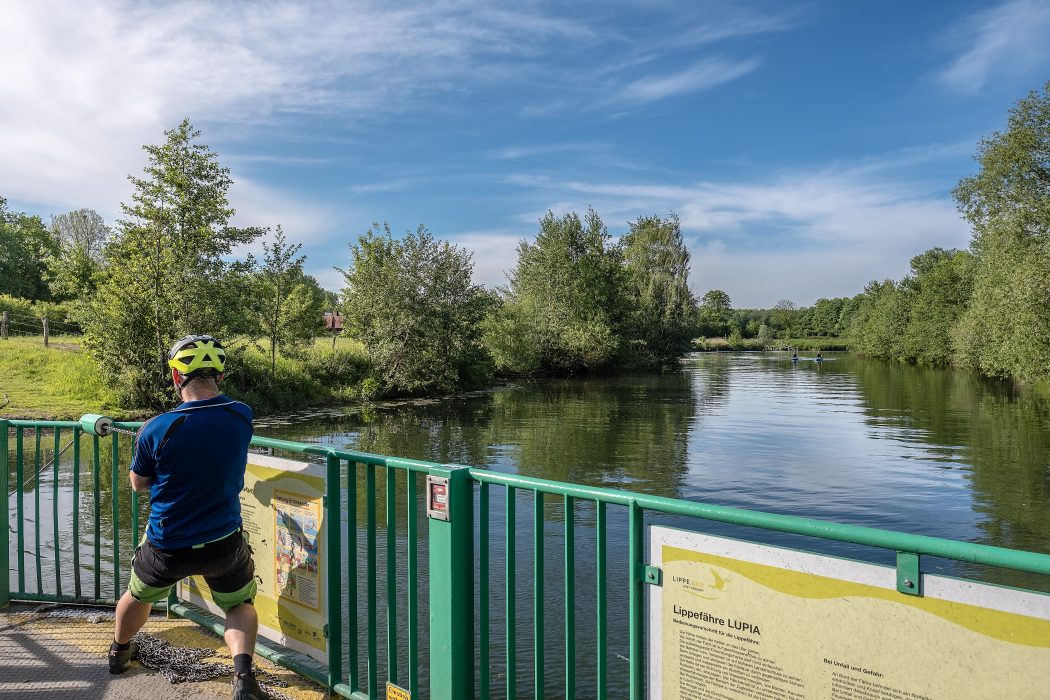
[771, 299, 797, 338]
[899, 248, 974, 365]
[621, 214, 696, 363]
[254, 226, 325, 374]
[84, 119, 261, 407]
[0, 197, 58, 301]
[848, 280, 907, 359]
[50, 209, 109, 257]
[952, 82, 1050, 382]
[341, 223, 492, 393]
[697, 289, 732, 337]
[487, 209, 629, 373]
[45, 209, 110, 301]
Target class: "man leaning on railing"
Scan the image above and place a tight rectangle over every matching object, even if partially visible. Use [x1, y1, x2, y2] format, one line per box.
[108, 335, 268, 700]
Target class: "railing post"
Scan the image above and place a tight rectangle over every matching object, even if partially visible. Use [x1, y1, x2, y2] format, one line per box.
[0, 420, 9, 607]
[428, 465, 474, 700]
[324, 453, 343, 690]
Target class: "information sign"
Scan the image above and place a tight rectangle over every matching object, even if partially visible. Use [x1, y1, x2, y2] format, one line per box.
[648, 527, 1050, 699]
[179, 453, 327, 662]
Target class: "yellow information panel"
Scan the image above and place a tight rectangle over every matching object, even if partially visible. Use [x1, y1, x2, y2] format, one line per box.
[649, 527, 1050, 700]
[179, 453, 327, 663]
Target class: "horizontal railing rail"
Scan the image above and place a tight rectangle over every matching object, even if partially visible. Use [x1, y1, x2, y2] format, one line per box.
[4, 417, 1050, 699]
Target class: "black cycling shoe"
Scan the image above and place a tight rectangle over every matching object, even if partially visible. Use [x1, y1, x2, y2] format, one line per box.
[108, 641, 139, 674]
[232, 670, 268, 700]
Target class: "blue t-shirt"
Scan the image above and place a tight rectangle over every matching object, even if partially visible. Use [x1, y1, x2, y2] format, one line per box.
[130, 395, 254, 549]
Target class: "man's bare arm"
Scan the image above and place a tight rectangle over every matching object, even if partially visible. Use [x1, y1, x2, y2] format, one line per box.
[129, 471, 152, 492]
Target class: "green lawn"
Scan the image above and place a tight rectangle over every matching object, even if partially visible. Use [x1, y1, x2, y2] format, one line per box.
[0, 336, 125, 420]
[0, 334, 374, 420]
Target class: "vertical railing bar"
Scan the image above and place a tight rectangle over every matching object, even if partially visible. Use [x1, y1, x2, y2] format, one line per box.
[72, 428, 82, 598]
[628, 501, 644, 700]
[112, 432, 120, 601]
[479, 481, 490, 700]
[367, 464, 378, 698]
[92, 435, 101, 600]
[347, 461, 359, 691]
[506, 486, 517, 700]
[564, 495, 575, 700]
[534, 490, 544, 700]
[596, 500, 607, 699]
[386, 465, 397, 686]
[34, 428, 42, 595]
[406, 471, 418, 697]
[326, 454, 344, 690]
[53, 428, 62, 596]
[15, 427, 25, 594]
[0, 420, 8, 607]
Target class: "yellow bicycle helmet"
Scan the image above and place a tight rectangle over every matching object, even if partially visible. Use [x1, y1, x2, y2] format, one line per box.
[167, 335, 226, 390]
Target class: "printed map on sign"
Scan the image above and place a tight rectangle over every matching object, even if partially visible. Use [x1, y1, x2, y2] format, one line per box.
[274, 490, 320, 611]
[178, 453, 328, 663]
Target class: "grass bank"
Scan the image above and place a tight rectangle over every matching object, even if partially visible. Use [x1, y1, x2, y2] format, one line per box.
[0, 336, 376, 420]
[0, 336, 122, 419]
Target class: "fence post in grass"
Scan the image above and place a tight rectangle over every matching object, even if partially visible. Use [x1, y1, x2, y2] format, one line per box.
[1, 311, 7, 340]
[42, 317, 49, 347]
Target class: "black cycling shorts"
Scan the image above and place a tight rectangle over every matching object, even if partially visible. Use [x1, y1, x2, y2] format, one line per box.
[129, 531, 257, 611]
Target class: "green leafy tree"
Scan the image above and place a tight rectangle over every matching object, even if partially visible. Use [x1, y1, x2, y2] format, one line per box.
[84, 119, 261, 407]
[341, 223, 492, 393]
[899, 248, 974, 365]
[254, 226, 325, 374]
[621, 214, 696, 363]
[952, 82, 1050, 382]
[808, 298, 847, 336]
[0, 197, 58, 301]
[45, 209, 110, 301]
[772, 299, 797, 338]
[848, 280, 907, 358]
[698, 289, 732, 337]
[487, 209, 629, 373]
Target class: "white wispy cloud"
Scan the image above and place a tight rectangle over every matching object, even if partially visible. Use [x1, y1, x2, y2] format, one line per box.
[937, 0, 1050, 93]
[618, 57, 761, 104]
[0, 0, 597, 216]
[489, 143, 603, 160]
[502, 148, 971, 306]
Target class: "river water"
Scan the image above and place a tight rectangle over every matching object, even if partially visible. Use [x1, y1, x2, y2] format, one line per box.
[258, 351, 1050, 563]
[8, 351, 1050, 696]
[253, 351, 1050, 696]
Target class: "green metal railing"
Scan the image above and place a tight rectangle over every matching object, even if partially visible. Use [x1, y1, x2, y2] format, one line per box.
[4, 417, 1050, 699]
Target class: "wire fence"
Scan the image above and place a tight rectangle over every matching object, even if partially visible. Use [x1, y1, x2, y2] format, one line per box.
[0, 309, 83, 345]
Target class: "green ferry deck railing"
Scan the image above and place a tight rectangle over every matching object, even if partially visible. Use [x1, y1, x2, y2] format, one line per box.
[4, 417, 1050, 699]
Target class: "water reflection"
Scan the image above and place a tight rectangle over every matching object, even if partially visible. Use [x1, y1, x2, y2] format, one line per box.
[256, 353, 1050, 569]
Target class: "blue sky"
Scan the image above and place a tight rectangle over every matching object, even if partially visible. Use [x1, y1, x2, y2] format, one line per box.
[3, 0, 1049, 307]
